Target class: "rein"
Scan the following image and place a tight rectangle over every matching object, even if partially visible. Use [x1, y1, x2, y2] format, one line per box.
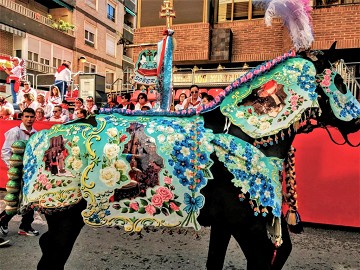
[322, 124, 360, 147]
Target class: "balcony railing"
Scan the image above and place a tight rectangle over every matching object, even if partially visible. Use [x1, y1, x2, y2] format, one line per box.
[26, 60, 57, 74]
[314, 0, 360, 8]
[122, 55, 134, 64]
[123, 23, 134, 34]
[0, 0, 75, 36]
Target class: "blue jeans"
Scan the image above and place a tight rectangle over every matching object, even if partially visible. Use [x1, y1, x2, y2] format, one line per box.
[10, 81, 17, 104]
[54, 80, 68, 98]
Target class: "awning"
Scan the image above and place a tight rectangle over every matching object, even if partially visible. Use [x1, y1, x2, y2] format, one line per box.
[0, 24, 26, 37]
[51, 0, 74, 11]
[125, 7, 136, 17]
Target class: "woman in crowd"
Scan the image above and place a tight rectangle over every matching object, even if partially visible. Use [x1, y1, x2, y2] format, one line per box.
[76, 109, 87, 119]
[134, 93, 152, 111]
[72, 98, 85, 120]
[85, 96, 98, 115]
[21, 93, 37, 111]
[175, 93, 187, 111]
[35, 107, 47, 121]
[201, 93, 214, 105]
[49, 85, 62, 105]
[103, 94, 120, 109]
[119, 93, 135, 110]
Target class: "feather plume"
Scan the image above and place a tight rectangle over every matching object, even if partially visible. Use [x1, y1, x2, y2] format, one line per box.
[253, 0, 314, 50]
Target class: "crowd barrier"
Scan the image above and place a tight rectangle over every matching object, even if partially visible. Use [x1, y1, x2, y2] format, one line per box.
[0, 120, 358, 227]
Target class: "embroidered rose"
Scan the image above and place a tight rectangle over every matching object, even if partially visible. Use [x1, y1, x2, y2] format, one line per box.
[164, 176, 172, 185]
[157, 134, 166, 143]
[236, 111, 245, 118]
[106, 128, 118, 138]
[170, 202, 179, 211]
[120, 134, 127, 143]
[104, 143, 120, 160]
[129, 202, 139, 211]
[45, 183, 52, 190]
[151, 194, 164, 207]
[71, 159, 83, 171]
[145, 204, 156, 215]
[114, 160, 127, 172]
[71, 146, 80, 156]
[99, 167, 120, 187]
[156, 187, 173, 201]
[259, 121, 271, 131]
[247, 116, 259, 126]
[38, 174, 49, 185]
[66, 156, 74, 166]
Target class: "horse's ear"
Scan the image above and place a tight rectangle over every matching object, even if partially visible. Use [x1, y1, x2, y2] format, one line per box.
[329, 41, 337, 52]
[324, 41, 339, 64]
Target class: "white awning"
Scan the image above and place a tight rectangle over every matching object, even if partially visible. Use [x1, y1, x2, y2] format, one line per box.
[0, 24, 26, 37]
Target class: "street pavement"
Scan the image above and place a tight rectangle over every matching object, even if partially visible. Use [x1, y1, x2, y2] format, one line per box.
[0, 193, 359, 270]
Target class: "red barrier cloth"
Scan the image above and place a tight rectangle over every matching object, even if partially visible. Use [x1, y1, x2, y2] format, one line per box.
[0, 120, 57, 188]
[293, 128, 360, 227]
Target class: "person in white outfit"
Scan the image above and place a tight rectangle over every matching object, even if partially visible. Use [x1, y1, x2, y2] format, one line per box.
[54, 62, 71, 98]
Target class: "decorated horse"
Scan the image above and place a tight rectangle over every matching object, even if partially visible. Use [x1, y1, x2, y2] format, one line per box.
[3, 1, 360, 269]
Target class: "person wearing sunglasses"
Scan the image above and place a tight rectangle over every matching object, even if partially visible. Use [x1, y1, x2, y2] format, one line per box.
[183, 85, 202, 109]
[49, 105, 67, 123]
[134, 93, 152, 111]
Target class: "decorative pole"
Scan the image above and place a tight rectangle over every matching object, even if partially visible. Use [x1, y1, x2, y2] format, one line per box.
[157, 0, 176, 111]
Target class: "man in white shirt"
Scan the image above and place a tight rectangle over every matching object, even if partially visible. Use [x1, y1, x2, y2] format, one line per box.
[183, 85, 202, 109]
[36, 93, 53, 119]
[49, 105, 67, 123]
[54, 62, 71, 98]
[0, 108, 40, 244]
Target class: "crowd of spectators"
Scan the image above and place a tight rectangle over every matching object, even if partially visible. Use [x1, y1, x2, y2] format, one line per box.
[0, 84, 216, 123]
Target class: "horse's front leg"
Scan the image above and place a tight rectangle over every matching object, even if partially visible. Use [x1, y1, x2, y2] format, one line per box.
[206, 222, 232, 270]
[37, 199, 87, 270]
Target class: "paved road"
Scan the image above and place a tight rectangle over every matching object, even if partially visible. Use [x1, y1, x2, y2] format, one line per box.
[0, 211, 359, 270]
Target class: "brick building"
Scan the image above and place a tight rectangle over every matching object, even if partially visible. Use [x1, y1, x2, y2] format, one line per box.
[0, 0, 137, 102]
[134, 0, 360, 93]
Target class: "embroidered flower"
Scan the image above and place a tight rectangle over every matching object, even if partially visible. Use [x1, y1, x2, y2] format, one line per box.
[106, 127, 118, 138]
[71, 159, 83, 171]
[103, 143, 120, 160]
[99, 167, 120, 187]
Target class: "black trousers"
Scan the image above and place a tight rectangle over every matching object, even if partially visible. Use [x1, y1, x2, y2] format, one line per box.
[37, 199, 86, 270]
[0, 209, 35, 230]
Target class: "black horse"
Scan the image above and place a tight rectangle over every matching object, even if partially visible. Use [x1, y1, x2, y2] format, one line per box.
[10, 45, 359, 270]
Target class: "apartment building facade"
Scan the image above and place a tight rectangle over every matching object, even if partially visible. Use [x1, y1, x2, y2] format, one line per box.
[134, 0, 360, 92]
[0, 0, 137, 99]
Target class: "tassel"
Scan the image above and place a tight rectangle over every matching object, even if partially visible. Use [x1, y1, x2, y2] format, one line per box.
[285, 210, 304, 233]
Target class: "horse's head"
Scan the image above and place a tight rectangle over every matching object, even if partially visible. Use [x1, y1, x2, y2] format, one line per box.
[300, 42, 360, 145]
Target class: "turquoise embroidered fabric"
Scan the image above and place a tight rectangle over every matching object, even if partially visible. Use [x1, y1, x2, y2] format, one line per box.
[220, 58, 318, 139]
[318, 69, 360, 121]
[212, 134, 284, 218]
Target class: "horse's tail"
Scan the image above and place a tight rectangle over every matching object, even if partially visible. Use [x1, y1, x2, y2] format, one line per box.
[283, 146, 303, 233]
[3, 140, 27, 216]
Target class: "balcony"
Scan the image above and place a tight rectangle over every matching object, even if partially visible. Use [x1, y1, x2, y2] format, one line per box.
[1, 0, 75, 49]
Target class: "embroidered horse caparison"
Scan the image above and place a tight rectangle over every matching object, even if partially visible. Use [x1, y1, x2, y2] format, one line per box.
[6, 51, 359, 270]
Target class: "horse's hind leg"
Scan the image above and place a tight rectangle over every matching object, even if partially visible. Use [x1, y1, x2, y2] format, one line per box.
[206, 222, 232, 270]
[37, 199, 87, 270]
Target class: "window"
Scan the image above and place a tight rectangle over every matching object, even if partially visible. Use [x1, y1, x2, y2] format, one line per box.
[218, 0, 264, 22]
[86, 0, 96, 9]
[106, 71, 115, 90]
[107, 2, 116, 22]
[84, 63, 96, 73]
[106, 34, 116, 57]
[40, 58, 50, 72]
[53, 57, 62, 68]
[28, 51, 39, 62]
[85, 23, 96, 47]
